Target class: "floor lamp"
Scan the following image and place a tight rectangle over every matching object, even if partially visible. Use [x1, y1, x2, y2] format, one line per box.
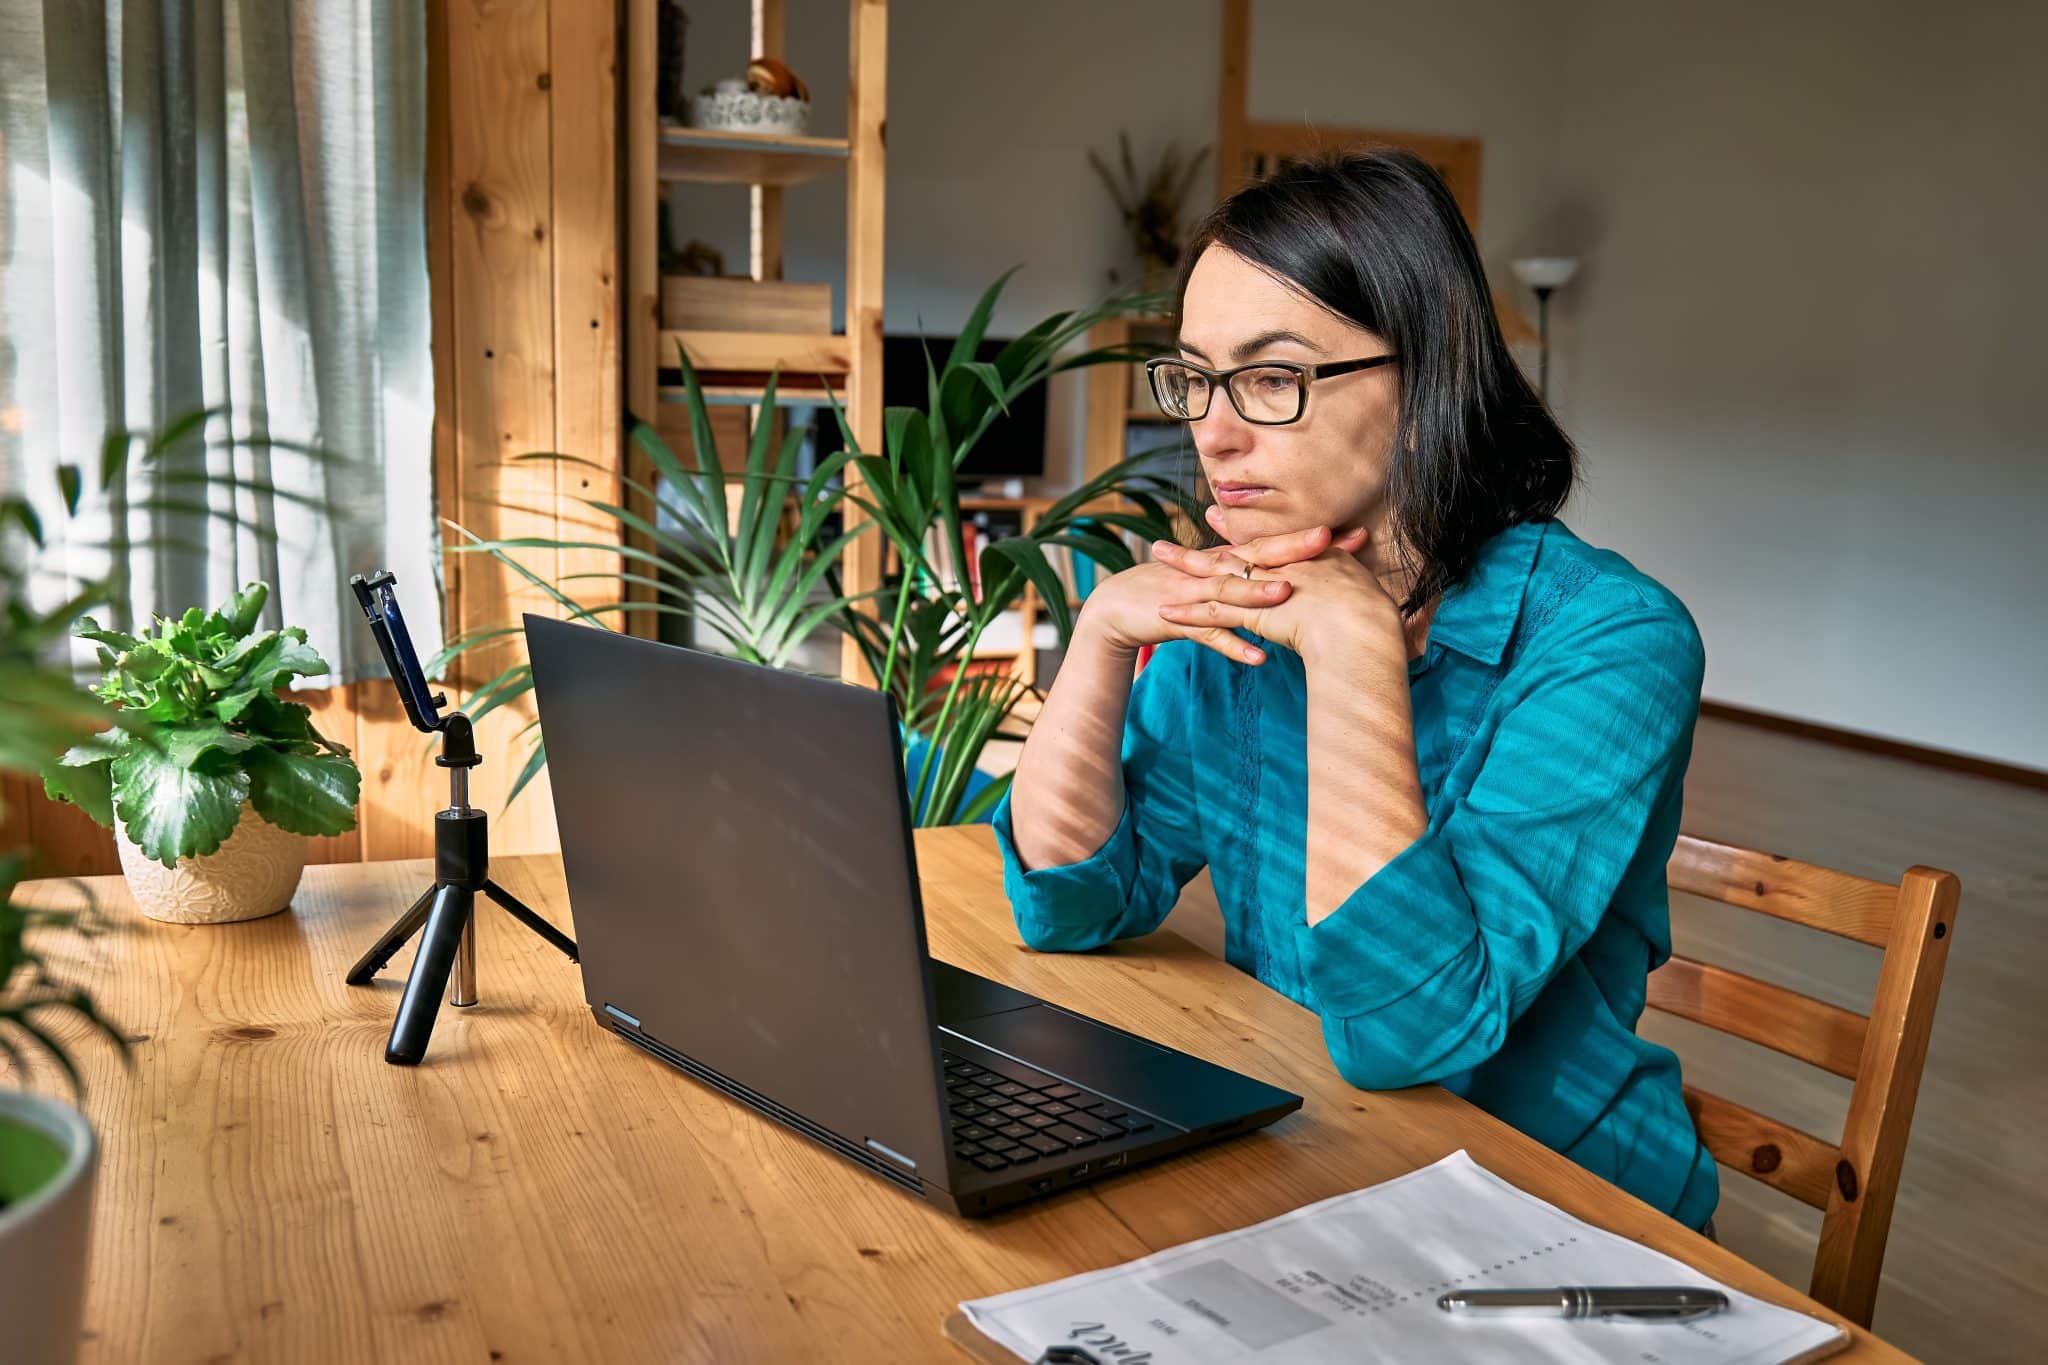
[1511, 257, 1579, 401]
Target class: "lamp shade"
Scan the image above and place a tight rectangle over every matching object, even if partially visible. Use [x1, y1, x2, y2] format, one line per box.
[1511, 256, 1580, 290]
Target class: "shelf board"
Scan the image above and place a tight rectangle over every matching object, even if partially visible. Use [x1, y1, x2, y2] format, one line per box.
[657, 330, 850, 382]
[657, 123, 851, 186]
[658, 385, 837, 409]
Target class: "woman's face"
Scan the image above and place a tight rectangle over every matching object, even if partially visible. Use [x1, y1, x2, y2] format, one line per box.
[1175, 244, 1400, 547]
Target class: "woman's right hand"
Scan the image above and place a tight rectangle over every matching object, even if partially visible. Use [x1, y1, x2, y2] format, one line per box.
[1076, 525, 1363, 666]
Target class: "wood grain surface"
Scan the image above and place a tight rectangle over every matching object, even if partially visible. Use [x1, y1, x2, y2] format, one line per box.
[11, 829, 1910, 1362]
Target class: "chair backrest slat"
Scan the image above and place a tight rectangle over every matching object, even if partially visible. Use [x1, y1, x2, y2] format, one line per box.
[1647, 955, 1868, 1079]
[1681, 1083, 1837, 1210]
[1668, 835, 1895, 946]
[1811, 865, 1960, 1326]
[1654, 836, 1960, 1329]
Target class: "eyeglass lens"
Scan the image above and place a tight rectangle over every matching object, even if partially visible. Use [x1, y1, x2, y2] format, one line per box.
[1152, 363, 1303, 423]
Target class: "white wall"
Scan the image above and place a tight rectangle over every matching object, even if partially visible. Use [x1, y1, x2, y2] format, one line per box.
[663, 0, 2048, 768]
[1549, 0, 2048, 768]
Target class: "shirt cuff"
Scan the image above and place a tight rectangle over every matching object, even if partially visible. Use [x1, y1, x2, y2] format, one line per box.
[1303, 830, 1478, 1019]
[991, 788, 1141, 931]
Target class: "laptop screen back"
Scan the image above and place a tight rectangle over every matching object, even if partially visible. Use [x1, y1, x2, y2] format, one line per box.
[524, 616, 951, 1186]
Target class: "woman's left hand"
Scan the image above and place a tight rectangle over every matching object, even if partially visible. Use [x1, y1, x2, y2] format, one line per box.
[1152, 509, 1410, 674]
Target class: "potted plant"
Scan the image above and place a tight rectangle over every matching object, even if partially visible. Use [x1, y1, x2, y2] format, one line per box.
[438, 269, 1190, 825]
[0, 853, 125, 1365]
[42, 582, 363, 924]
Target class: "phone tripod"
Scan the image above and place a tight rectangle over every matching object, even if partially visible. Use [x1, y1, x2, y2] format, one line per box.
[344, 711, 578, 1065]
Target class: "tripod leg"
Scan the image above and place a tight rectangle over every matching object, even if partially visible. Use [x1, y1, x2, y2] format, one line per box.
[385, 884, 472, 1066]
[345, 885, 436, 986]
[482, 879, 579, 963]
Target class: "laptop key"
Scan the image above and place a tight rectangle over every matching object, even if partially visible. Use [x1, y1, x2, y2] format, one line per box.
[971, 1152, 1011, 1171]
[951, 1101, 990, 1118]
[955, 1141, 985, 1157]
[990, 1082, 1027, 1097]
[1037, 1101, 1074, 1116]
[959, 1124, 993, 1141]
[1042, 1084, 1081, 1100]
[1065, 1112, 1123, 1140]
[1087, 1104, 1127, 1122]
[1022, 1134, 1064, 1156]
[997, 1123, 1033, 1140]
[985, 1138, 1028, 1156]
[1021, 1113, 1060, 1130]
[1046, 1124, 1097, 1146]
[954, 1084, 989, 1099]
[1117, 1117, 1155, 1134]
[994, 1103, 1031, 1119]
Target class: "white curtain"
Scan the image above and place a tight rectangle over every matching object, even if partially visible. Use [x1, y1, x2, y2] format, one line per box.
[0, 0, 440, 679]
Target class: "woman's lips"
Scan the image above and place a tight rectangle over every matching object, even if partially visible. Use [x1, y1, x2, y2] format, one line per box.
[1211, 483, 1272, 507]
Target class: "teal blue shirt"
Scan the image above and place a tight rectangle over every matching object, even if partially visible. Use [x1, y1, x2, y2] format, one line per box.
[992, 518, 1719, 1229]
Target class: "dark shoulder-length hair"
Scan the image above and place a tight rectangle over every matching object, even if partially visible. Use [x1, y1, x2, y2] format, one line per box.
[1171, 147, 1576, 615]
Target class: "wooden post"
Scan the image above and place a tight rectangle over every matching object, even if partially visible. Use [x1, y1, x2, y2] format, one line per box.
[840, 0, 888, 684]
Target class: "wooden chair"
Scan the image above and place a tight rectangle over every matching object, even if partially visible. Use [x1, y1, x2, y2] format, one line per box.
[1649, 836, 1961, 1327]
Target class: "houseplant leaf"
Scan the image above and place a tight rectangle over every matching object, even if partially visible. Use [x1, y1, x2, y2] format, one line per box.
[110, 743, 250, 867]
[245, 747, 362, 837]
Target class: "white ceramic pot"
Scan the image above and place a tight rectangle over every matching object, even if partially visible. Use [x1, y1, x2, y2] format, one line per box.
[115, 802, 308, 925]
[0, 1090, 98, 1365]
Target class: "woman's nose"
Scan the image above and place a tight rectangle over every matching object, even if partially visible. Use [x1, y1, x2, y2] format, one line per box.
[1191, 398, 1253, 461]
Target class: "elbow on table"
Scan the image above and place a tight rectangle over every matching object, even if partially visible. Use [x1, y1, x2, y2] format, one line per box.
[1321, 1005, 1510, 1093]
[1013, 906, 1109, 955]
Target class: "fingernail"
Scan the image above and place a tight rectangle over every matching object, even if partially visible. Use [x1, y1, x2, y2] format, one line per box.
[1152, 540, 1176, 554]
[1245, 647, 1265, 663]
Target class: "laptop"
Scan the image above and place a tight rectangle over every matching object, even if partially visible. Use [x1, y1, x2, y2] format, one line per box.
[524, 615, 1302, 1216]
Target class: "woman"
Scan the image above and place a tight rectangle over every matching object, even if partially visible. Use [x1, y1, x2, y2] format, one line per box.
[996, 149, 1718, 1231]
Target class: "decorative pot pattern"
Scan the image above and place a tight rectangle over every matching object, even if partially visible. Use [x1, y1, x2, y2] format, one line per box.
[116, 803, 308, 924]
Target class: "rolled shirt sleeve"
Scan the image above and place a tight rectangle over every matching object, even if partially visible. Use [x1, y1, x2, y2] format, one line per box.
[1305, 603, 1706, 1091]
[993, 642, 1208, 953]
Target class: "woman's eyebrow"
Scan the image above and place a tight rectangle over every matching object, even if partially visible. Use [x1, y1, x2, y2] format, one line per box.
[1175, 328, 1327, 362]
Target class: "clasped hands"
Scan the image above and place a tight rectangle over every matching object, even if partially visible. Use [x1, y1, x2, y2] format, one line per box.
[1080, 504, 1411, 676]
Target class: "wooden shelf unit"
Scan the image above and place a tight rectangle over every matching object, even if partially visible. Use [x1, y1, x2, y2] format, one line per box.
[627, 0, 886, 682]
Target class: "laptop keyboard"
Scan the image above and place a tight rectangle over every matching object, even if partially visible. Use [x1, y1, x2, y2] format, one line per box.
[943, 1049, 1157, 1173]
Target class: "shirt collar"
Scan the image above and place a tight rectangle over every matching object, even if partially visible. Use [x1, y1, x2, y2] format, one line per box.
[1424, 518, 1550, 666]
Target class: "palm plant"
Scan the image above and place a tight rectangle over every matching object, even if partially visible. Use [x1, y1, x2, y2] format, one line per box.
[436, 268, 1193, 824]
[433, 361, 875, 804]
[821, 268, 1190, 823]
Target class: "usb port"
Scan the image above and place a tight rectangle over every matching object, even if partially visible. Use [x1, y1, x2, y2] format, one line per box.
[1072, 1161, 1092, 1177]
[1030, 1177, 1055, 1193]
[1102, 1153, 1127, 1170]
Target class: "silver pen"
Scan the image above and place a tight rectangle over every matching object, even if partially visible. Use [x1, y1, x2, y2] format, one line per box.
[1437, 1286, 1730, 1322]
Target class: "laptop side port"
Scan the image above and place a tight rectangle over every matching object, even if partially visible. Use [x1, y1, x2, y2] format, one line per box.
[1102, 1152, 1127, 1170]
[1029, 1176, 1055, 1194]
[1072, 1161, 1092, 1177]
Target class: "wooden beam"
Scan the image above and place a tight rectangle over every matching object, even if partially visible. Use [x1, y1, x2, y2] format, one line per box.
[1216, 0, 1249, 198]
[840, 0, 887, 684]
[550, 0, 623, 629]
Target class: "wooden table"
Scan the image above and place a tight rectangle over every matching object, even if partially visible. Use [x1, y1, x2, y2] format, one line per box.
[15, 828, 1908, 1362]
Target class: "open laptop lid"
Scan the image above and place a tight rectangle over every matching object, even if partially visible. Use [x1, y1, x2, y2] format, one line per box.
[524, 616, 954, 1193]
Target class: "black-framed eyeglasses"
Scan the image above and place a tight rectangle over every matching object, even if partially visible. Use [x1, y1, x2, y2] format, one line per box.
[1144, 353, 1399, 425]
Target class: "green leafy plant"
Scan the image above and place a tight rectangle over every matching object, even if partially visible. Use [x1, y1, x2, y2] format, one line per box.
[432, 361, 875, 805]
[41, 582, 362, 868]
[0, 855, 124, 1094]
[3, 410, 327, 1089]
[820, 268, 1192, 823]
[435, 269, 1192, 826]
